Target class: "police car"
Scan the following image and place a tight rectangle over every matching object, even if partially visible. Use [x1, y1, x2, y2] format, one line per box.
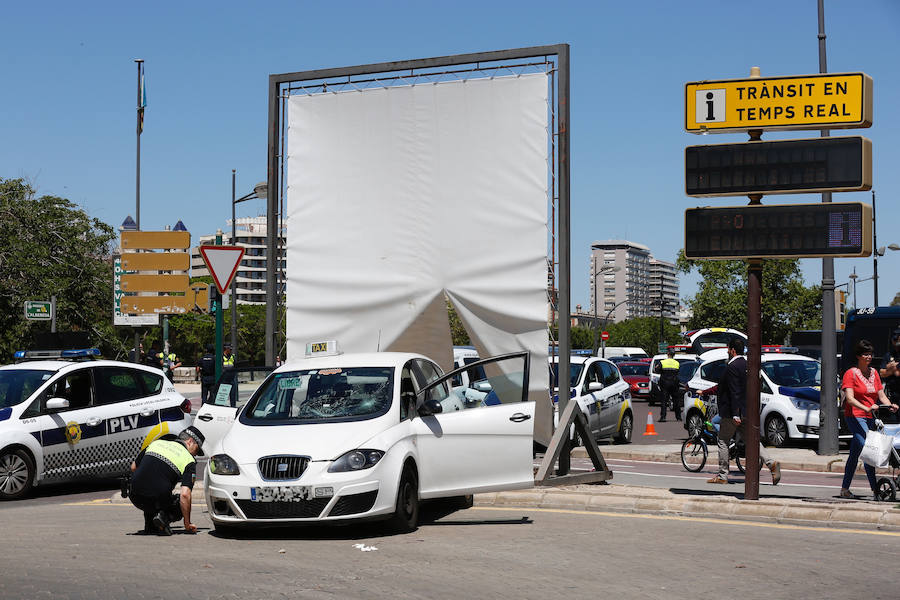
[549, 355, 633, 444]
[198, 342, 535, 532]
[0, 349, 192, 500]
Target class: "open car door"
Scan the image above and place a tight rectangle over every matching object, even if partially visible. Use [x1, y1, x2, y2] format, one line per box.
[193, 367, 273, 455]
[411, 352, 534, 498]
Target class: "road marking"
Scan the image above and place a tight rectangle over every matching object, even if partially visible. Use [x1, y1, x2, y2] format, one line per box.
[64, 499, 130, 506]
[472, 506, 900, 537]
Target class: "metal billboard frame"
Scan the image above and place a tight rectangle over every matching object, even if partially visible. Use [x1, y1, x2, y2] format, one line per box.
[265, 45, 601, 483]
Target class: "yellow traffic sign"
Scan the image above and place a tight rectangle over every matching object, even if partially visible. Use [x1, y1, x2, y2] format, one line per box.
[119, 296, 194, 315]
[685, 72, 872, 133]
[120, 274, 190, 293]
[121, 231, 191, 250]
[121, 252, 190, 271]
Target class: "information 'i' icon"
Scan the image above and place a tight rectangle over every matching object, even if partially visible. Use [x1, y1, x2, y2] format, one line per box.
[696, 89, 725, 123]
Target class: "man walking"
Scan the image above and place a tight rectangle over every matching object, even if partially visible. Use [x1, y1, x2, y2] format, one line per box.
[879, 329, 900, 405]
[707, 338, 781, 485]
[656, 348, 681, 422]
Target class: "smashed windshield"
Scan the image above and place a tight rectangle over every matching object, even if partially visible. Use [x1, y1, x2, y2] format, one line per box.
[242, 367, 394, 423]
[0, 370, 53, 409]
[763, 360, 820, 388]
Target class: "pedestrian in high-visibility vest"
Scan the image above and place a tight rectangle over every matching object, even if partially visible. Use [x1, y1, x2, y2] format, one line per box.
[656, 349, 682, 422]
[157, 351, 181, 381]
[223, 344, 235, 369]
[128, 426, 205, 535]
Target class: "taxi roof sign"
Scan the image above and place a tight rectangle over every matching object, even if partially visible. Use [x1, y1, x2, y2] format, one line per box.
[305, 340, 340, 357]
[685, 72, 872, 133]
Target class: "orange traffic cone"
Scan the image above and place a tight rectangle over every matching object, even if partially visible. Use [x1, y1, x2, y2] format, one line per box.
[642, 412, 658, 436]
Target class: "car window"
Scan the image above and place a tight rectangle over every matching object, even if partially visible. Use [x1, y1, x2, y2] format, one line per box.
[700, 359, 727, 384]
[419, 353, 529, 408]
[582, 362, 602, 392]
[0, 369, 53, 409]
[139, 371, 163, 395]
[40, 370, 94, 411]
[550, 362, 584, 389]
[618, 363, 649, 376]
[600, 361, 620, 386]
[762, 359, 820, 387]
[678, 362, 700, 384]
[211, 367, 273, 408]
[94, 367, 145, 404]
[242, 367, 394, 423]
[400, 365, 416, 421]
[413, 359, 450, 406]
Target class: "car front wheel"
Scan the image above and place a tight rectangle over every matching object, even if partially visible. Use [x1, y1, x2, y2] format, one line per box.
[388, 465, 419, 533]
[765, 414, 789, 448]
[0, 449, 35, 500]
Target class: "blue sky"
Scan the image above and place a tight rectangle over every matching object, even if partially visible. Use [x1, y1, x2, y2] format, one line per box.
[2, 1, 898, 313]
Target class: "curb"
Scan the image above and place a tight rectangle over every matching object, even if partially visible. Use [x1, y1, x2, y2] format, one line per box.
[475, 486, 900, 532]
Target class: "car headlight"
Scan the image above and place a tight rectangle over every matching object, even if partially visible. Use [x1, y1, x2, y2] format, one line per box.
[790, 398, 819, 411]
[327, 449, 384, 473]
[209, 454, 241, 476]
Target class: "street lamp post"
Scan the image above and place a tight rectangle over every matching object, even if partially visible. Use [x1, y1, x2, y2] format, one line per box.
[873, 241, 900, 306]
[591, 262, 621, 355]
[231, 170, 267, 364]
[600, 299, 628, 357]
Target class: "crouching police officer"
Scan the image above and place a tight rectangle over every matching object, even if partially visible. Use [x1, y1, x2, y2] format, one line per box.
[129, 426, 205, 535]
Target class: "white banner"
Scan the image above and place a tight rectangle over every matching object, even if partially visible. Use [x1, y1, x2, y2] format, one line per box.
[285, 73, 549, 426]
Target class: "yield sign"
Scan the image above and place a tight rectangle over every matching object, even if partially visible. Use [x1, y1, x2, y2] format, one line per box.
[199, 245, 245, 294]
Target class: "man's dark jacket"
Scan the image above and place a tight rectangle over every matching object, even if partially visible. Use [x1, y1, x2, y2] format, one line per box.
[717, 355, 747, 420]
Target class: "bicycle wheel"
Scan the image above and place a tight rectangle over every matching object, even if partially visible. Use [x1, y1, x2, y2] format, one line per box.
[734, 453, 745, 474]
[681, 436, 708, 472]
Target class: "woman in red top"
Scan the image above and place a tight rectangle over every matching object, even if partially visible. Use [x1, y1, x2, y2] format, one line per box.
[840, 340, 898, 499]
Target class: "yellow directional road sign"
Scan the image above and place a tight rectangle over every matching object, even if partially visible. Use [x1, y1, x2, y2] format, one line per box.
[120, 231, 191, 250]
[685, 72, 872, 133]
[119, 274, 189, 293]
[121, 252, 190, 271]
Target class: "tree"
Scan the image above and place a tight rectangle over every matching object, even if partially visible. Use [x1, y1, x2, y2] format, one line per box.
[0, 178, 127, 360]
[676, 249, 821, 344]
[892, 292, 900, 307]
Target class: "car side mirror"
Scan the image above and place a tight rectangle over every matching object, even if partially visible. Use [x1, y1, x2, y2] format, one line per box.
[417, 398, 444, 417]
[46, 397, 70, 411]
[587, 382, 604, 392]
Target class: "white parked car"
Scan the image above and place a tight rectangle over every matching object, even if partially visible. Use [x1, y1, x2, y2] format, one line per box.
[197, 342, 535, 533]
[549, 356, 633, 444]
[681, 348, 848, 447]
[0, 349, 192, 500]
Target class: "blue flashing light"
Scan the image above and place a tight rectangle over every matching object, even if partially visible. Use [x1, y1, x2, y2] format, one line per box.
[0, 407, 10, 422]
[61, 348, 101, 358]
[14, 351, 26, 358]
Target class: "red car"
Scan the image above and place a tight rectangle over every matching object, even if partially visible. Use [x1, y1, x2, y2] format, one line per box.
[616, 361, 651, 400]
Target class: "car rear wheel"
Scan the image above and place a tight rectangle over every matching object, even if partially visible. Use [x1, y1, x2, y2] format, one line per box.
[614, 412, 633, 444]
[765, 414, 789, 448]
[0, 449, 35, 500]
[388, 465, 419, 533]
[685, 412, 705, 438]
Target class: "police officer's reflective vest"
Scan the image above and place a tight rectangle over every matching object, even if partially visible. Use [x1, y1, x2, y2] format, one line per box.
[659, 358, 680, 384]
[145, 439, 195, 476]
[223, 353, 235, 368]
[157, 352, 177, 370]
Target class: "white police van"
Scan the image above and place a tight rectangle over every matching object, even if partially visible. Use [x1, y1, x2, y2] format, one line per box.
[0, 349, 192, 499]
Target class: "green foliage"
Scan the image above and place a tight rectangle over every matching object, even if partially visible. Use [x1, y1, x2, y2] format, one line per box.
[676, 249, 822, 344]
[447, 301, 471, 346]
[0, 178, 130, 360]
[604, 317, 682, 356]
[892, 292, 900, 307]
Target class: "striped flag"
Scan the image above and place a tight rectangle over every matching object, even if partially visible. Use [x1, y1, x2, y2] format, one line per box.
[138, 63, 146, 134]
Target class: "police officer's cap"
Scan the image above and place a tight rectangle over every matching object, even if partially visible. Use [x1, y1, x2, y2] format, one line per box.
[179, 426, 206, 455]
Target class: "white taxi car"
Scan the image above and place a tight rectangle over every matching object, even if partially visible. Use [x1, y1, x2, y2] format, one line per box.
[0, 349, 192, 499]
[550, 355, 633, 444]
[198, 343, 535, 533]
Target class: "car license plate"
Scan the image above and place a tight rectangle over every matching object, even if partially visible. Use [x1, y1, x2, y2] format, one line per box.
[251, 486, 313, 502]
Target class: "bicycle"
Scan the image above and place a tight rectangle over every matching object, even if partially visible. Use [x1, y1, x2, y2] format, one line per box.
[681, 416, 745, 474]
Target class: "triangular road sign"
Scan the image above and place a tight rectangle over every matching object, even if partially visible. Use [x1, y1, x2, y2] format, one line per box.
[199, 245, 245, 294]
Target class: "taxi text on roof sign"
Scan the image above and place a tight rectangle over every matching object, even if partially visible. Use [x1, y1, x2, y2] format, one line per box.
[685, 72, 872, 133]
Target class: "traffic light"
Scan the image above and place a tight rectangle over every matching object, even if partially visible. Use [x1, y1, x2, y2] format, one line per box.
[685, 136, 871, 197]
[684, 202, 872, 259]
[836, 290, 847, 330]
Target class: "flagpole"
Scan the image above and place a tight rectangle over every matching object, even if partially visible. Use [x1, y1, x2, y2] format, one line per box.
[135, 59, 143, 230]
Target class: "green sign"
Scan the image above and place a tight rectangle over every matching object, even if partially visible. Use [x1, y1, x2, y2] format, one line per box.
[25, 301, 52, 321]
[658, 342, 668, 354]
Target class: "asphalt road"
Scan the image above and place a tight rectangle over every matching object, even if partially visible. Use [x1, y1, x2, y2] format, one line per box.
[3, 496, 897, 599]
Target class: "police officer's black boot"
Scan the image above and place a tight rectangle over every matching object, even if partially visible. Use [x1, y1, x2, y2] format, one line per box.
[152, 511, 173, 536]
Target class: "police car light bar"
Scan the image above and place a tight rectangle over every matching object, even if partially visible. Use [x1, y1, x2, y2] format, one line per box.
[14, 348, 101, 360]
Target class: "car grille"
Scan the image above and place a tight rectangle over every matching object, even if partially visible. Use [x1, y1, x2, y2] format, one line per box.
[258, 455, 309, 481]
[328, 491, 378, 517]
[236, 498, 330, 519]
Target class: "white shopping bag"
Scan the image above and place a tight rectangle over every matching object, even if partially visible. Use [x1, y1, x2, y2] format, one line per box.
[860, 429, 893, 468]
